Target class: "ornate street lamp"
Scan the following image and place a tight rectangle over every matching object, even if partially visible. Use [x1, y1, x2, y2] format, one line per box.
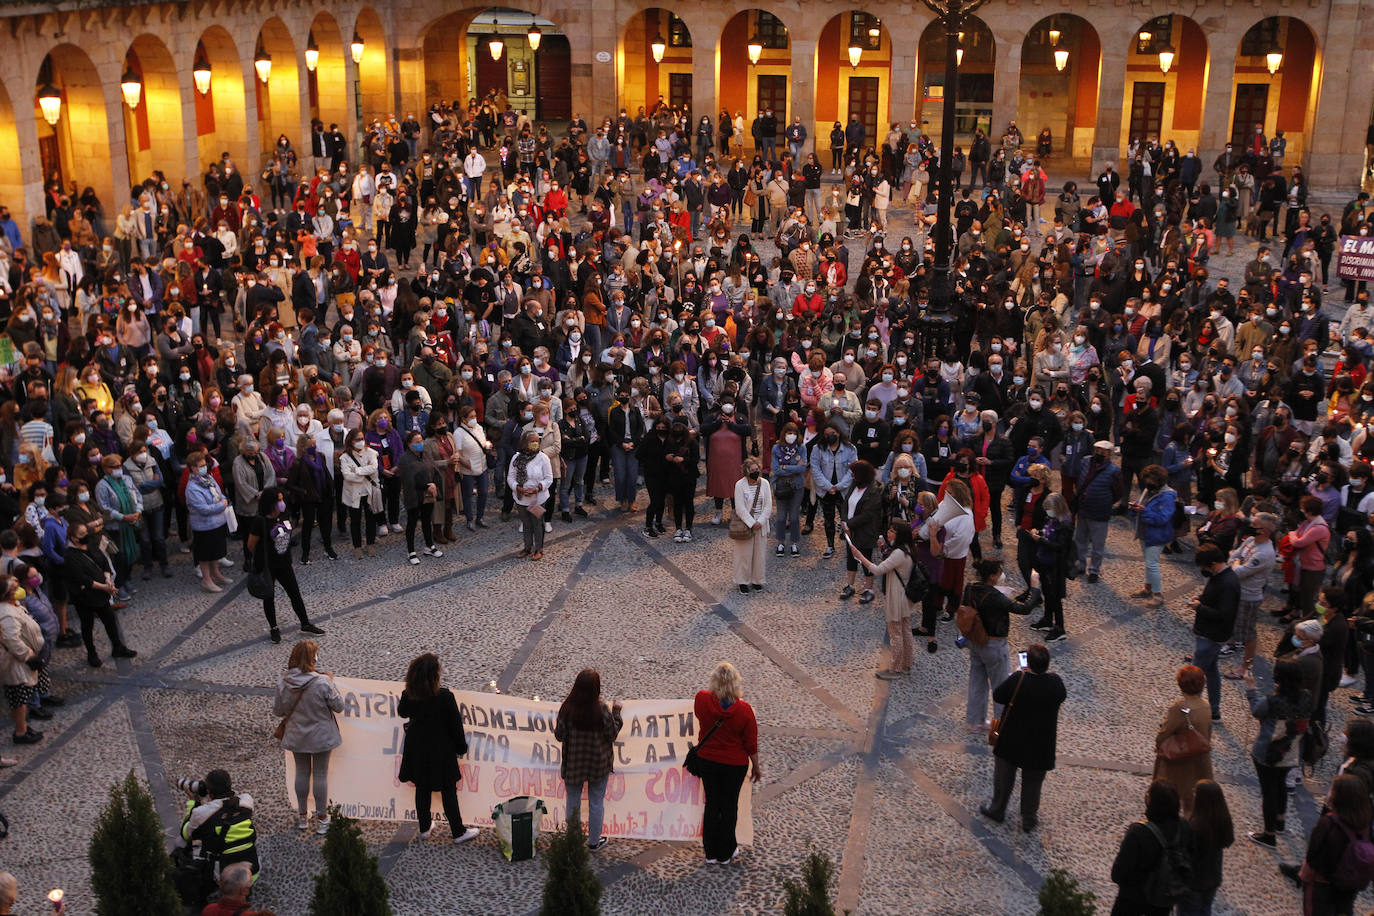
[254, 44, 272, 83]
[1048, 26, 1061, 46]
[351, 32, 365, 65]
[527, 23, 542, 52]
[747, 34, 763, 65]
[650, 33, 666, 63]
[193, 47, 212, 95]
[1054, 48, 1069, 71]
[305, 32, 319, 72]
[120, 66, 143, 109]
[1265, 39, 1283, 75]
[848, 41, 863, 68]
[36, 82, 61, 126]
[914, 0, 990, 342]
[488, 21, 505, 61]
[1157, 40, 1175, 74]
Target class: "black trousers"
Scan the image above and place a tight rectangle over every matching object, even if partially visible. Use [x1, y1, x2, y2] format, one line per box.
[697, 757, 748, 861]
[348, 505, 377, 547]
[263, 563, 310, 630]
[299, 500, 333, 560]
[670, 478, 696, 530]
[76, 601, 124, 656]
[415, 782, 465, 835]
[987, 756, 1046, 825]
[405, 502, 434, 553]
[645, 478, 667, 530]
[1255, 760, 1291, 834]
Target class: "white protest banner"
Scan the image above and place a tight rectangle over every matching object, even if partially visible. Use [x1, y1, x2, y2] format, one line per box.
[1339, 234, 1374, 282]
[286, 677, 753, 844]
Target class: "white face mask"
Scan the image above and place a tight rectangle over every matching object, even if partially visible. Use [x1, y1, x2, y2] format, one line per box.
[896, 467, 912, 480]
[784, 434, 797, 444]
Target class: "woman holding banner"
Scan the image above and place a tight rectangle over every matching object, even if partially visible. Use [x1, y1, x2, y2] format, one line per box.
[694, 661, 761, 865]
[554, 669, 624, 851]
[398, 653, 480, 845]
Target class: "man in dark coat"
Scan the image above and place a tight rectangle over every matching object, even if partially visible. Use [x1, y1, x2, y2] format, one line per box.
[1191, 544, 1240, 722]
[978, 644, 1067, 831]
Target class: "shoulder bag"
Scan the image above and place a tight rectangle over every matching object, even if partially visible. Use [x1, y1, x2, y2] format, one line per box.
[683, 717, 726, 777]
[728, 481, 764, 541]
[988, 670, 1025, 747]
[1157, 706, 1212, 761]
[273, 678, 310, 742]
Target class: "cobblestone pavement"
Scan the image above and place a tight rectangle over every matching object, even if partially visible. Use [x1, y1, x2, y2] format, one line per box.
[1, 188, 1369, 915]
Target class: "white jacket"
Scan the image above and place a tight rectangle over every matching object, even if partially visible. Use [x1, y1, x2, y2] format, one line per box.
[733, 478, 773, 529]
[454, 422, 490, 476]
[506, 451, 552, 506]
[339, 445, 379, 508]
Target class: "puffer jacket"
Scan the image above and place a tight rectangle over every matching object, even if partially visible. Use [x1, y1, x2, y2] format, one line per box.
[1134, 486, 1176, 547]
[0, 600, 42, 687]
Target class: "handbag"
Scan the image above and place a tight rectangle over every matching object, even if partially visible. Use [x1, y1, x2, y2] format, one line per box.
[367, 479, 384, 514]
[247, 568, 272, 600]
[273, 677, 308, 742]
[1157, 707, 1212, 761]
[988, 670, 1025, 747]
[224, 505, 238, 535]
[743, 187, 758, 208]
[683, 717, 725, 778]
[728, 480, 764, 541]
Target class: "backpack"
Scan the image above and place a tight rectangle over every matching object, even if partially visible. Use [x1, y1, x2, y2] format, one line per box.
[1302, 719, 1330, 770]
[895, 558, 929, 604]
[1140, 820, 1192, 908]
[1331, 818, 1374, 892]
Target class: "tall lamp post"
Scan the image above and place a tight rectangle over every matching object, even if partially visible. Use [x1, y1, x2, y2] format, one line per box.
[916, 0, 988, 357]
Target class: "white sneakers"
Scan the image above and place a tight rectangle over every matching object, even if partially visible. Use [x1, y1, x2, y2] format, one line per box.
[711, 512, 723, 526]
[543, 522, 553, 533]
[423, 545, 443, 558]
[408, 553, 421, 566]
[315, 816, 331, 836]
[454, 826, 480, 845]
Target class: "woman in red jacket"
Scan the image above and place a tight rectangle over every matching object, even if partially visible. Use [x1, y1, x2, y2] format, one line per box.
[694, 661, 761, 864]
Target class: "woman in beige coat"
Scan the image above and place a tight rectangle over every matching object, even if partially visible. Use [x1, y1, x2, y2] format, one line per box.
[730, 457, 773, 593]
[0, 575, 45, 746]
[852, 522, 917, 679]
[1152, 664, 1214, 815]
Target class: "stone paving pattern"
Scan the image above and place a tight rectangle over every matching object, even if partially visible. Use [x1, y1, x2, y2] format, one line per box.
[0, 191, 1369, 915]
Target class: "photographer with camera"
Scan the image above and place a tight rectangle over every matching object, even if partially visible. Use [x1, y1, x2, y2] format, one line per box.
[174, 769, 258, 906]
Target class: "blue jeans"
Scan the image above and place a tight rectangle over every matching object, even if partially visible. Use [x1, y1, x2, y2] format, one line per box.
[565, 774, 609, 845]
[461, 471, 488, 522]
[611, 446, 639, 503]
[559, 455, 588, 511]
[773, 483, 803, 545]
[1193, 636, 1223, 716]
[1176, 886, 1217, 916]
[967, 637, 1010, 725]
[1142, 543, 1164, 594]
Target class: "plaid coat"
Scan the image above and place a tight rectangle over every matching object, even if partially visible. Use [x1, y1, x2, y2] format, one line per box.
[554, 703, 624, 784]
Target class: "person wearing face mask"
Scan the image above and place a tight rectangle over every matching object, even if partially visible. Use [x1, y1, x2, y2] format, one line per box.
[509, 431, 554, 560]
[839, 460, 885, 604]
[701, 395, 751, 529]
[339, 429, 381, 558]
[246, 486, 325, 644]
[398, 431, 445, 567]
[728, 458, 773, 594]
[183, 451, 232, 591]
[93, 454, 141, 604]
[960, 555, 1042, 732]
[123, 441, 169, 581]
[287, 431, 338, 564]
[1128, 464, 1178, 608]
[663, 360, 702, 432]
[810, 425, 859, 558]
[0, 570, 47, 748]
[60, 521, 135, 669]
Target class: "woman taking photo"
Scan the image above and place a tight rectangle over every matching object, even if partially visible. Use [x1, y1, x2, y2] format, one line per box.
[730, 457, 772, 594]
[246, 486, 325, 644]
[340, 429, 380, 559]
[508, 431, 553, 560]
[398, 653, 480, 845]
[840, 460, 885, 604]
[851, 522, 916, 679]
[694, 661, 761, 865]
[1152, 665, 1214, 817]
[554, 669, 625, 851]
[273, 640, 343, 835]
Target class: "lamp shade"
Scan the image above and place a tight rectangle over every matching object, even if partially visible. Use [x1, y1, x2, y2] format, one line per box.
[1054, 48, 1069, 71]
[1138, 29, 1152, 44]
[747, 35, 763, 64]
[254, 49, 272, 83]
[848, 43, 862, 68]
[488, 34, 505, 61]
[120, 66, 142, 109]
[36, 82, 61, 125]
[193, 55, 211, 94]
[955, 46, 964, 66]
[1157, 43, 1174, 74]
[1048, 27, 1061, 46]
[1265, 46, 1283, 75]
[305, 34, 319, 72]
[527, 24, 541, 52]
[351, 32, 365, 65]
[650, 33, 666, 63]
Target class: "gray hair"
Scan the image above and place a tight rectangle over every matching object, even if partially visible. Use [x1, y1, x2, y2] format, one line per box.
[219, 862, 253, 899]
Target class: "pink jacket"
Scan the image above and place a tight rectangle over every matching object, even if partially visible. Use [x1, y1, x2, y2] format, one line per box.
[1289, 517, 1330, 572]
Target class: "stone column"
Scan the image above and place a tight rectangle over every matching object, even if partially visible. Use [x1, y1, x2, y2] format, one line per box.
[1091, 40, 1128, 176]
[15, 106, 46, 238]
[990, 28, 1022, 140]
[791, 38, 818, 140]
[1307, 0, 1374, 187]
[393, 46, 425, 123]
[344, 54, 362, 158]
[889, 47, 919, 125]
[240, 56, 263, 165]
[1198, 43, 1237, 166]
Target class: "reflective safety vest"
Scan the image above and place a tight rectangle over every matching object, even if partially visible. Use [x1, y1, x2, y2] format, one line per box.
[183, 799, 259, 871]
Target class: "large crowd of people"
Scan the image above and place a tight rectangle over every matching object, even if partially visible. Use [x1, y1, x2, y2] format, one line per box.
[3, 87, 1374, 913]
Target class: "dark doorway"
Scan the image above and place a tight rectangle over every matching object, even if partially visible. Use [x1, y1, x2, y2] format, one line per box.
[476, 41, 507, 99]
[1231, 83, 1269, 149]
[535, 34, 571, 121]
[756, 74, 787, 139]
[1128, 81, 1165, 142]
[668, 72, 692, 111]
[847, 76, 880, 145]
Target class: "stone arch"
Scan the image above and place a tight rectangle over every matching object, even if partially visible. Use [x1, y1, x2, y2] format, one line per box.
[354, 7, 393, 124]
[1017, 14, 1101, 165]
[256, 17, 303, 160]
[122, 34, 187, 186]
[306, 11, 349, 134]
[1120, 14, 1209, 154]
[718, 8, 792, 148]
[193, 25, 251, 174]
[1227, 16, 1320, 164]
[816, 11, 892, 150]
[34, 43, 116, 207]
[620, 8, 693, 117]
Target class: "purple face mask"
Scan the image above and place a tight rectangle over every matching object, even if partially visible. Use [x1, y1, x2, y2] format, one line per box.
[377, 419, 389, 431]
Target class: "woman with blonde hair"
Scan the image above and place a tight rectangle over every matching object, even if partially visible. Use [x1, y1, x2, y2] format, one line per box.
[730, 457, 772, 594]
[694, 661, 761, 864]
[273, 640, 344, 835]
[1031, 332, 1070, 394]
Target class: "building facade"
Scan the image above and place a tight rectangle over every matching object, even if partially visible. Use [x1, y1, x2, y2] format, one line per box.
[1, 0, 1371, 232]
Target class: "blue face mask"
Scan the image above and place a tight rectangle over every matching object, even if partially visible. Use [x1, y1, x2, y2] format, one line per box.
[1291, 635, 1304, 649]
[410, 442, 425, 453]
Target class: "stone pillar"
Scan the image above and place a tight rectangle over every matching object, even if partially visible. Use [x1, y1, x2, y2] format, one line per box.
[101, 84, 129, 211]
[791, 38, 818, 140]
[1091, 41, 1129, 176]
[1308, 0, 1374, 187]
[178, 66, 202, 186]
[1199, 43, 1237, 166]
[889, 47, 919, 125]
[585, 8, 617, 125]
[990, 28, 1022, 141]
[15, 107, 46, 240]
[240, 56, 263, 167]
[344, 54, 362, 158]
[393, 46, 425, 123]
